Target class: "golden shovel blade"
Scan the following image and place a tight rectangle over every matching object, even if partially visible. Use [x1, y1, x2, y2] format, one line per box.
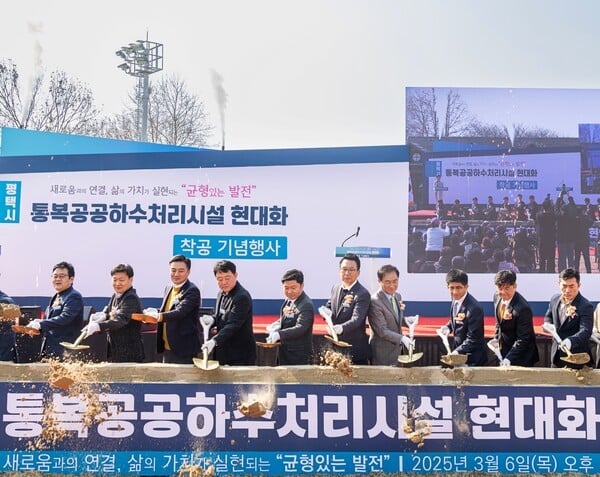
[440, 353, 468, 367]
[60, 341, 90, 351]
[131, 313, 158, 324]
[323, 334, 352, 348]
[397, 352, 424, 364]
[256, 341, 281, 349]
[192, 357, 220, 371]
[561, 352, 590, 365]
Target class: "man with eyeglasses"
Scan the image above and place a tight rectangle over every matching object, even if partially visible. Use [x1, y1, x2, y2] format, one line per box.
[27, 261, 84, 359]
[323, 253, 371, 364]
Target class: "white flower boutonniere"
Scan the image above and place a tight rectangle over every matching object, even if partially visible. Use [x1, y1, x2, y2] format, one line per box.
[565, 304, 577, 319]
[503, 307, 513, 320]
[456, 312, 466, 322]
[342, 293, 355, 307]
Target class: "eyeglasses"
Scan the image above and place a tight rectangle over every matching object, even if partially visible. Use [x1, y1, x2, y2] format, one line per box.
[51, 273, 69, 279]
[340, 268, 358, 273]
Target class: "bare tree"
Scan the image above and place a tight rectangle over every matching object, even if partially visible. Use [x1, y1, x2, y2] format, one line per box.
[101, 74, 212, 147]
[0, 59, 99, 134]
[406, 88, 438, 137]
[441, 90, 472, 137]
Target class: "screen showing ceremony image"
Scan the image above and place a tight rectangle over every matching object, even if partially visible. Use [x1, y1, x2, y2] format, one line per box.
[406, 87, 600, 275]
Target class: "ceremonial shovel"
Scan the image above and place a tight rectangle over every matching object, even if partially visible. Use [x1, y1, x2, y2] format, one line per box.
[193, 315, 220, 371]
[397, 315, 423, 364]
[487, 339, 504, 363]
[318, 306, 352, 348]
[60, 329, 90, 351]
[541, 322, 590, 365]
[436, 328, 468, 367]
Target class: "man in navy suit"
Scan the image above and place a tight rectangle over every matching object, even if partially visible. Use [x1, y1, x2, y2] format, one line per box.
[491, 270, 539, 367]
[202, 260, 256, 365]
[438, 269, 486, 366]
[266, 269, 315, 365]
[27, 261, 84, 360]
[155, 255, 201, 364]
[324, 253, 370, 364]
[544, 267, 593, 369]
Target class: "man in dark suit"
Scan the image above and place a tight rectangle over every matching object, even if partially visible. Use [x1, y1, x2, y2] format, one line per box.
[491, 270, 539, 367]
[82, 263, 145, 363]
[154, 255, 201, 364]
[266, 269, 314, 365]
[438, 269, 486, 366]
[324, 253, 370, 364]
[27, 261, 84, 360]
[202, 260, 256, 365]
[544, 267, 593, 369]
[368, 264, 412, 365]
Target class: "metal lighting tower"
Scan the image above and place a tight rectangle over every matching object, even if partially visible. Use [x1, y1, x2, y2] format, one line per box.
[116, 38, 163, 142]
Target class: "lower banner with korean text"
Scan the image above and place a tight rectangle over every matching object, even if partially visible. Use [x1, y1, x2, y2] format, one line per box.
[1, 381, 599, 475]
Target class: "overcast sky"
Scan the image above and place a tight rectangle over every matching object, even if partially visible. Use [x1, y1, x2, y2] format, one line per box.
[3, 0, 600, 150]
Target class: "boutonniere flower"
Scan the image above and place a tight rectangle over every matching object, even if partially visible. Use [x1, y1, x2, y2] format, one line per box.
[456, 312, 466, 322]
[283, 305, 297, 316]
[503, 307, 513, 320]
[343, 293, 355, 306]
[173, 292, 184, 305]
[52, 296, 63, 307]
[565, 304, 577, 319]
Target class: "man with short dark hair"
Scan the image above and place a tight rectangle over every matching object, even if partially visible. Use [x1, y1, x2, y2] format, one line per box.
[82, 263, 145, 363]
[266, 269, 314, 365]
[544, 268, 593, 369]
[438, 269, 486, 366]
[27, 261, 84, 360]
[491, 270, 539, 367]
[323, 253, 370, 364]
[202, 260, 256, 365]
[152, 255, 201, 364]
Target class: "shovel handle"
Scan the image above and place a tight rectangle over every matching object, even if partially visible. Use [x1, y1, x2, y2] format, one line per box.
[487, 340, 503, 362]
[73, 330, 88, 347]
[436, 329, 452, 355]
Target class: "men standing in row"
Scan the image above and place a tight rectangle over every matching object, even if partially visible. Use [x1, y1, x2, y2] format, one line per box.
[438, 269, 486, 366]
[324, 253, 370, 364]
[368, 264, 412, 365]
[82, 264, 145, 363]
[203, 260, 256, 365]
[154, 255, 201, 364]
[27, 261, 84, 360]
[266, 269, 314, 365]
[491, 270, 539, 367]
[544, 268, 593, 369]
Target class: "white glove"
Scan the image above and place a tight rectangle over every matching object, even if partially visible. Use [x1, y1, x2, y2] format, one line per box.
[401, 335, 414, 348]
[562, 338, 572, 351]
[89, 312, 106, 323]
[591, 333, 600, 345]
[266, 320, 281, 333]
[438, 326, 450, 336]
[266, 331, 280, 344]
[27, 319, 41, 330]
[202, 339, 216, 354]
[143, 308, 159, 319]
[83, 321, 100, 336]
[450, 349, 459, 355]
[333, 324, 343, 335]
[500, 358, 511, 367]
